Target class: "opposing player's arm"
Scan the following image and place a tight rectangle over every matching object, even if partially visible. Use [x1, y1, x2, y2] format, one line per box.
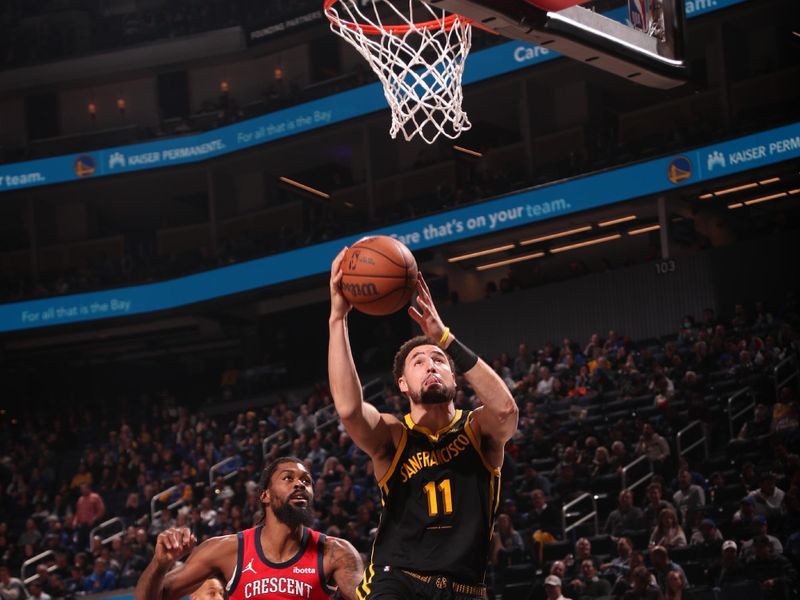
[324, 536, 364, 600]
[409, 274, 519, 463]
[135, 528, 234, 600]
[328, 248, 400, 460]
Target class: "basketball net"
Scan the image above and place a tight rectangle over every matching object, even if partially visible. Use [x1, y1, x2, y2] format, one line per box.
[324, 0, 472, 144]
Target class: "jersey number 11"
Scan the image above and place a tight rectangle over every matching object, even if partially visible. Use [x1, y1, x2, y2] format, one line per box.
[424, 479, 453, 516]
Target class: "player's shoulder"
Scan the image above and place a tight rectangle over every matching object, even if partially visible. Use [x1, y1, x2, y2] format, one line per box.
[379, 412, 404, 427]
[322, 534, 359, 560]
[196, 532, 240, 554]
[379, 412, 407, 444]
[463, 405, 481, 425]
[322, 533, 356, 552]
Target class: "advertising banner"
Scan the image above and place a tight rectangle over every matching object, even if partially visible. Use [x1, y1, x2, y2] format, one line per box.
[0, 0, 747, 194]
[1, 118, 796, 333]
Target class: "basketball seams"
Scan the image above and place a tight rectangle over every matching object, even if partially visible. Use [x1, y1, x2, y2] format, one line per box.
[347, 286, 410, 305]
[339, 273, 407, 280]
[350, 287, 410, 315]
[400, 245, 416, 293]
[356, 242, 405, 269]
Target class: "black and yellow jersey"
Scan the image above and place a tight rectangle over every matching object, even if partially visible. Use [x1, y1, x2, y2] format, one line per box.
[368, 409, 501, 584]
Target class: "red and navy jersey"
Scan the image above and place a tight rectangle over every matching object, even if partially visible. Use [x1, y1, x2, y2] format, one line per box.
[226, 526, 332, 600]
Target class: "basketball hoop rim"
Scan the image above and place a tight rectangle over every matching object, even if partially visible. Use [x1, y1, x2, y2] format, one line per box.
[323, 0, 469, 35]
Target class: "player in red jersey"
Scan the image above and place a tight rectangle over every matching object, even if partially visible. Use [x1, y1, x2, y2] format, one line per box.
[134, 457, 363, 600]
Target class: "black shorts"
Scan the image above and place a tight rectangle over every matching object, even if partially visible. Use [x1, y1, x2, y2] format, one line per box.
[356, 566, 487, 600]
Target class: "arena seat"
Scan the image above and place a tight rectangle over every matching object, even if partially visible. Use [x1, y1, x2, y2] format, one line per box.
[686, 586, 716, 600]
[666, 544, 696, 565]
[587, 534, 613, 556]
[542, 539, 571, 562]
[681, 561, 706, 586]
[720, 579, 766, 600]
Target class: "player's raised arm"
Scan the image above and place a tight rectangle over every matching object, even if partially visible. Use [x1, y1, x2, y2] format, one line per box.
[135, 528, 233, 600]
[410, 275, 519, 463]
[328, 248, 398, 461]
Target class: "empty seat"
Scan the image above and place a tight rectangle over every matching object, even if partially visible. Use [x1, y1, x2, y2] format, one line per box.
[686, 585, 716, 600]
[531, 457, 556, 471]
[588, 534, 613, 556]
[629, 529, 650, 550]
[713, 483, 746, 505]
[681, 561, 705, 586]
[607, 409, 629, 422]
[592, 474, 622, 496]
[503, 563, 535, 586]
[693, 540, 722, 562]
[630, 394, 654, 409]
[502, 581, 533, 600]
[720, 579, 765, 600]
[667, 545, 696, 565]
[542, 539, 571, 562]
[604, 398, 628, 413]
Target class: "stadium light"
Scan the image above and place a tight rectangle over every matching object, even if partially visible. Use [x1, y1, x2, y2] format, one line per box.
[743, 192, 788, 206]
[453, 145, 483, 157]
[520, 226, 593, 246]
[628, 224, 661, 235]
[598, 215, 636, 227]
[712, 182, 758, 196]
[550, 234, 621, 253]
[448, 244, 515, 263]
[279, 176, 330, 199]
[701, 177, 781, 200]
[476, 251, 545, 271]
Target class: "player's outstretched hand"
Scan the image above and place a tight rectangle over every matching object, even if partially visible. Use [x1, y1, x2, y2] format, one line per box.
[408, 274, 446, 344]
[154, 527, 196, 568]
[330, 247, 352, 320]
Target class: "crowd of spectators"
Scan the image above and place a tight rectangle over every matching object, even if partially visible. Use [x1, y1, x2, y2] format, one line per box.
[1, 300, 798, 600]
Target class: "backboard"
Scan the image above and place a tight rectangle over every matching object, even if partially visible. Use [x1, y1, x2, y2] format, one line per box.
[422, 0, 688, 88]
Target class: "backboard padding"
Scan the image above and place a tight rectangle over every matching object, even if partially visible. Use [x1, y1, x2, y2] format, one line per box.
[423, 0, 688, 88]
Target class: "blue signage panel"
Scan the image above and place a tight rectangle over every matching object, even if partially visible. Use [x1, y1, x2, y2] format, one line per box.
[0, 0, 747, 194]
[1, 119, 797, 333]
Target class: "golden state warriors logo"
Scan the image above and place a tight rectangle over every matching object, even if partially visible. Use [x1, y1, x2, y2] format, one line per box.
[667, 156, 692, 184]
[74, 155, 97, 178]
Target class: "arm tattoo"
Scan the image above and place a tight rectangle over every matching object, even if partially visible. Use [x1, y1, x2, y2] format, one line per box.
[326, 538, 364, 600]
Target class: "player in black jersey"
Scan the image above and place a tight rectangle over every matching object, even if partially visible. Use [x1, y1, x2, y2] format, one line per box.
[328, 248, 519, 600]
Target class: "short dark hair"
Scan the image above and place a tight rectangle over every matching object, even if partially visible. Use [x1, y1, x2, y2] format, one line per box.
[191, 576, 226, 599]
[258, 456, 306, 494]
[392, 336, 455, 382]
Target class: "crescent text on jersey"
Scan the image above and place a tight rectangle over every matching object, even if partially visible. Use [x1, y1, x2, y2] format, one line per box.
[243, 577, 314, 599]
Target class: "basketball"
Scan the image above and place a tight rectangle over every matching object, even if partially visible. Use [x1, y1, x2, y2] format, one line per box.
[340, 236, 418, 316]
